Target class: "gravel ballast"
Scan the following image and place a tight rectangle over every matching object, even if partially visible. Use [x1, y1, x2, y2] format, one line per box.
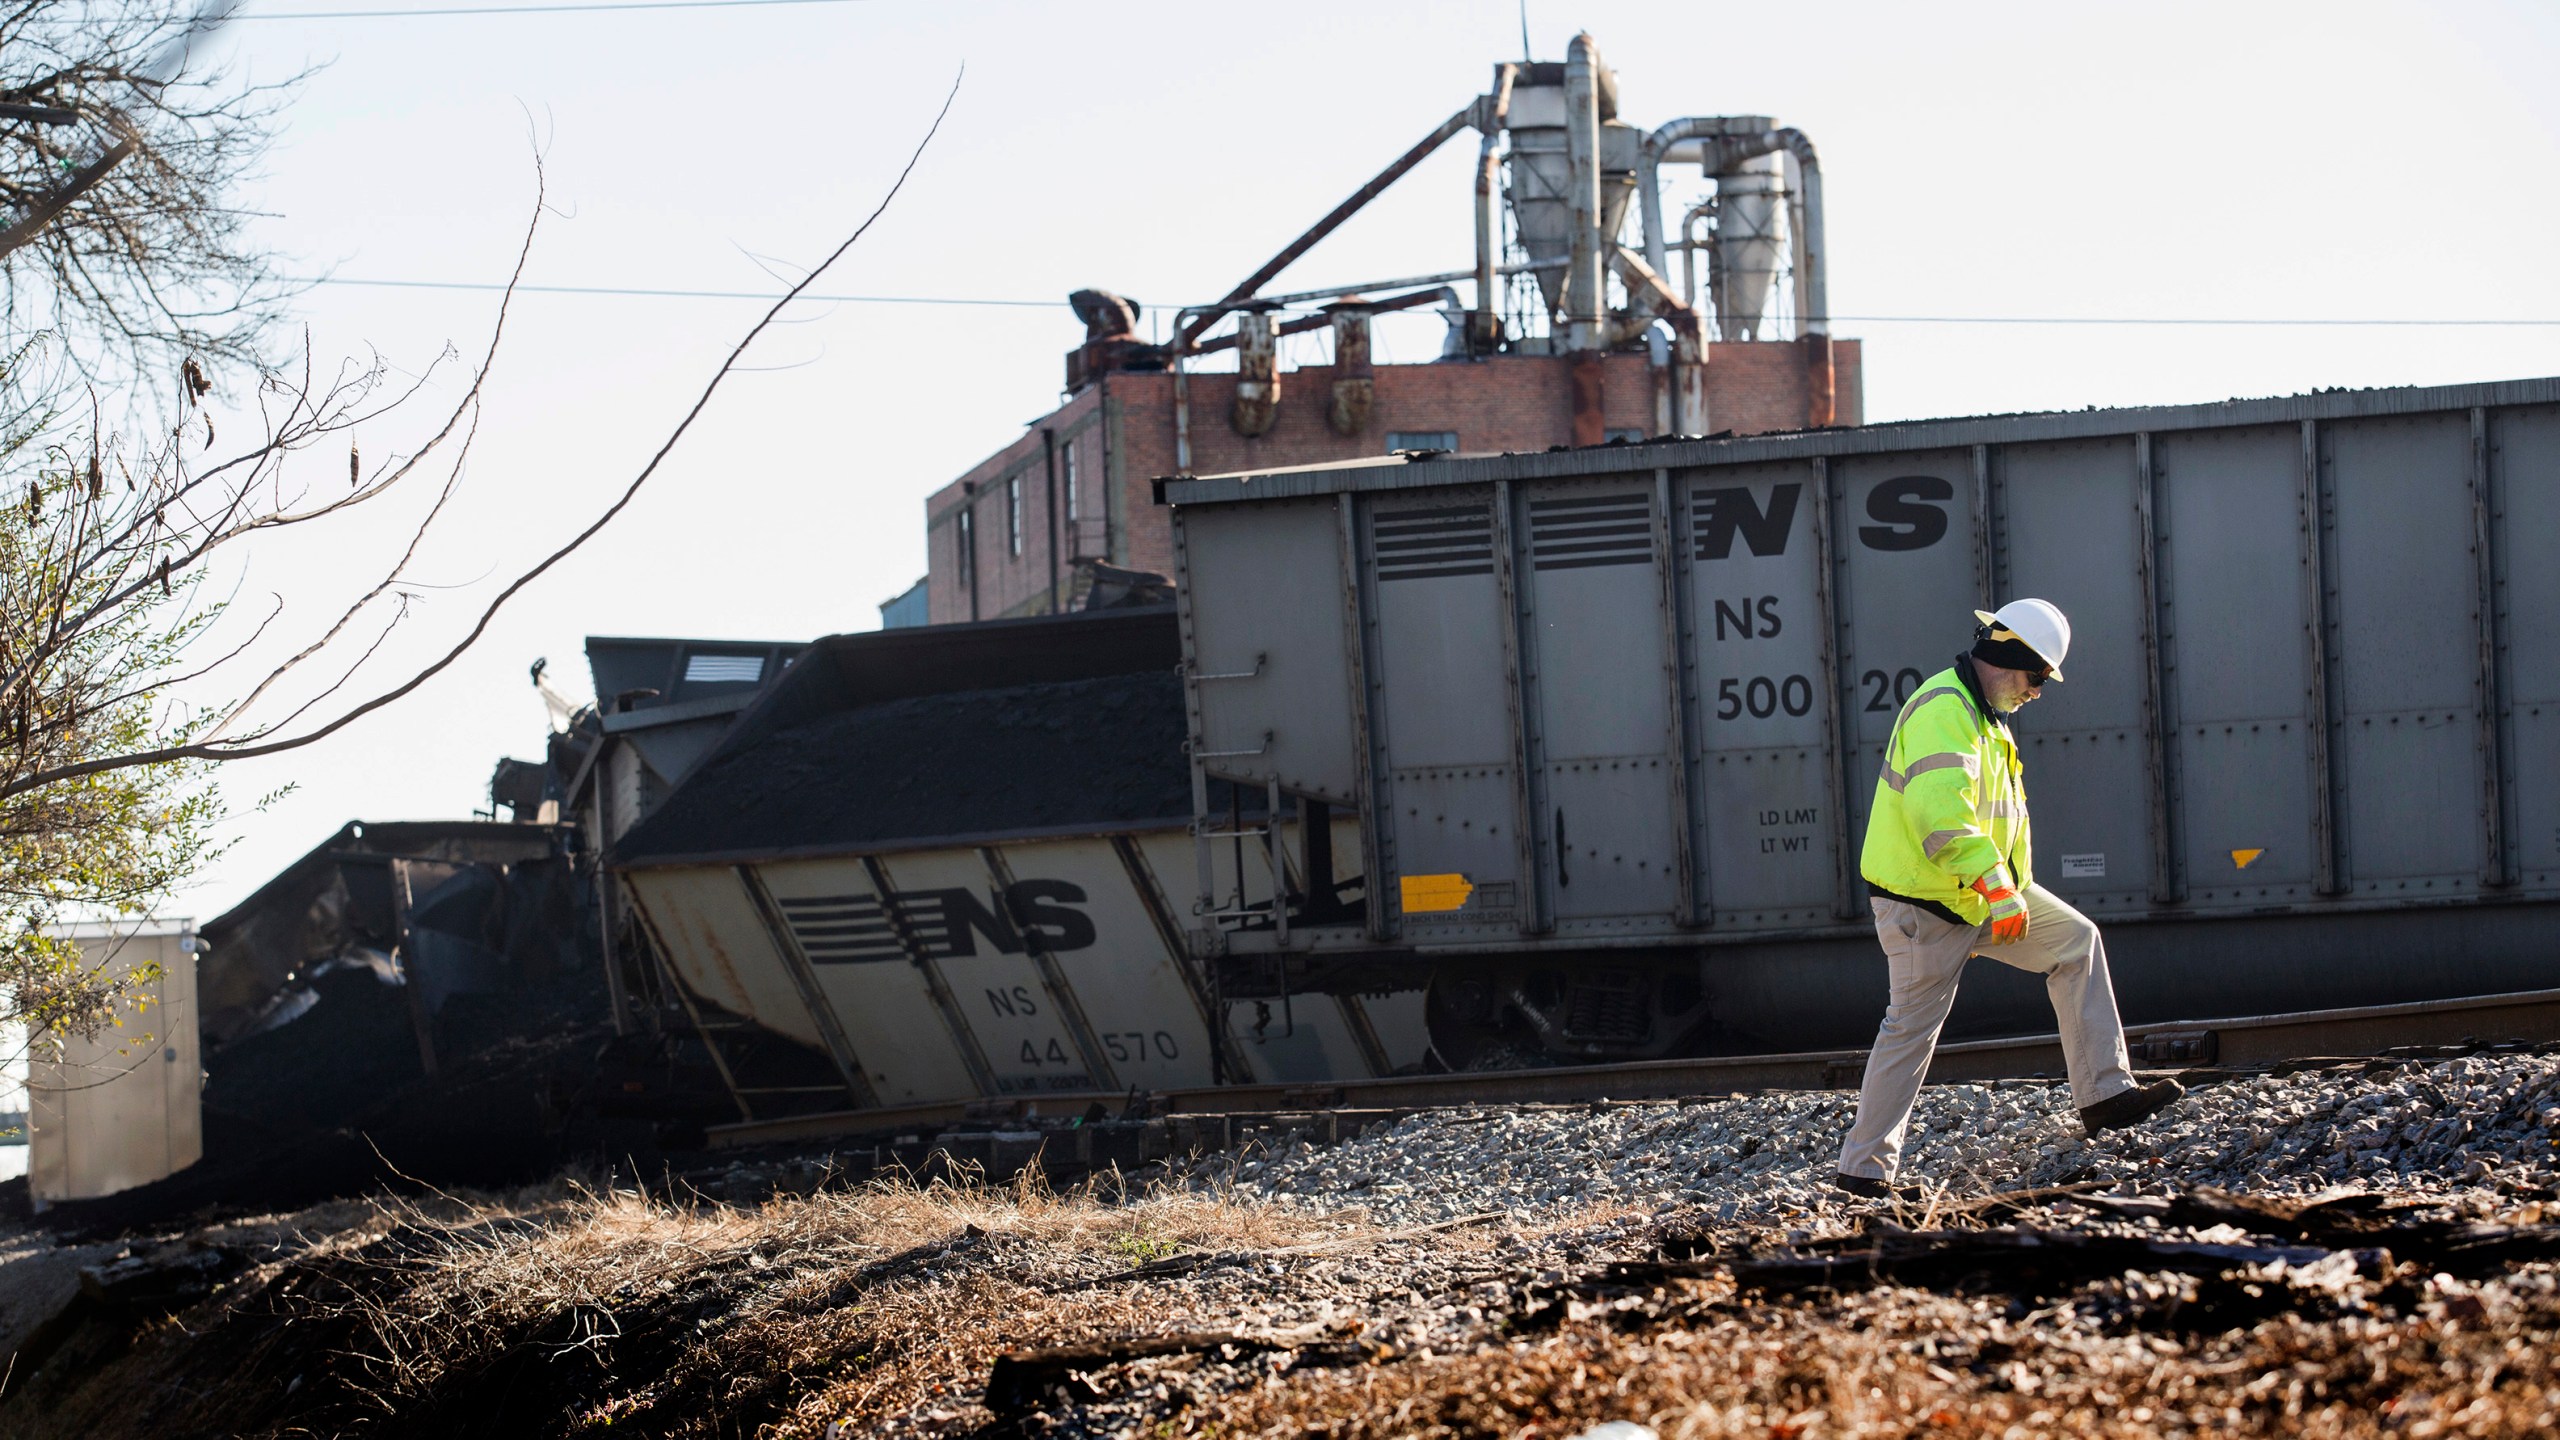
[1174, 1052, 2560, 1225]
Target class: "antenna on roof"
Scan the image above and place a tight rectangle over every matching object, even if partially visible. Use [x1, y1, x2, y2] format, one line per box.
[1518, 0, 1533, 59]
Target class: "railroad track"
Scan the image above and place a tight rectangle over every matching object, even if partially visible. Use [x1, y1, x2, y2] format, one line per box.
[704, 983, 2560, 1151]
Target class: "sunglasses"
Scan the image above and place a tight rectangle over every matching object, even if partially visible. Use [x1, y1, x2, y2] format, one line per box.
[2022, 669, 2052, 689]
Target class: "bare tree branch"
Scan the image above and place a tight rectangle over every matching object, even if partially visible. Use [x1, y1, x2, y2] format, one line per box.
[0, 67, 963, 802]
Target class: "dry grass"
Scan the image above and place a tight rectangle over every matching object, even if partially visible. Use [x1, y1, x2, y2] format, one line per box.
[0, 1164, 1348, 1439]
[12, 1162, 2560, 1439]
[347, 1167, 1324, 1436]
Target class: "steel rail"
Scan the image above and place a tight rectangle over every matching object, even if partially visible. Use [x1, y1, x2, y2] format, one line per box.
[705, 984, 2560, 1150]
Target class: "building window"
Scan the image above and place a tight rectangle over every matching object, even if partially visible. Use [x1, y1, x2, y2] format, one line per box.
[1603, 427, 1646, 444]
[1063, 441, 1079, 523]
[1386, 430, 1457, 455]
[957, 507, 975, 585]
[1006, 473, 1024, 557]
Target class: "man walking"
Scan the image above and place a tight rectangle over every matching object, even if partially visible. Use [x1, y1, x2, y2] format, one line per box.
[1834, 599, 2184, 1199]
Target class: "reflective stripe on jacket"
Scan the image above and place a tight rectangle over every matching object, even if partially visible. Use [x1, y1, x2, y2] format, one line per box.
[1858, 661, 2032, 924]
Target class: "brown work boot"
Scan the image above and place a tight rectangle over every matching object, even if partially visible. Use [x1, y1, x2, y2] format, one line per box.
[1831, 1172, 1921, 1202]
[2078, 1078, 2186, 1136]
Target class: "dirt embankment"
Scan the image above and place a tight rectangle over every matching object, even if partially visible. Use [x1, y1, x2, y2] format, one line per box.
[4, 1165, 2559, 1439]
[7, 1054, 2560, 1439]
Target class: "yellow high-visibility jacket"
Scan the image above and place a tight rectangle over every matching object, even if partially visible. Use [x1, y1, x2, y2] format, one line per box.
[1859, 661, 2032, 924]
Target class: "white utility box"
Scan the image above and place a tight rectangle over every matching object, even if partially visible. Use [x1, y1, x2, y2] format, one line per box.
[27, 924, 203, 1209]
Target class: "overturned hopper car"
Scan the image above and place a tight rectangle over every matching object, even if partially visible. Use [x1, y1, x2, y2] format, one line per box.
[609, 610, 1427, 1118]
[1166, 376, 2560, 1063]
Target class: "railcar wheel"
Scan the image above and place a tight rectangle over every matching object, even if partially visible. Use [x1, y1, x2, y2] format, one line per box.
[1425, 955, 1717, 1066]
[1424, 971, 1531, 1071]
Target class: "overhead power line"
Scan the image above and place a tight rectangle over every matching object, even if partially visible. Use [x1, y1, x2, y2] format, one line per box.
[1839, 315, 2560, 329]
[308, 276, 1057, 307]
[300, 277, 2560, 328]
[239, 0, 869, 19]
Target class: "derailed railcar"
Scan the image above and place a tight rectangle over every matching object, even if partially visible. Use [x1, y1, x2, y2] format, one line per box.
[1166, 377, 2560, 1061]
[609, 610, 1425, 1117]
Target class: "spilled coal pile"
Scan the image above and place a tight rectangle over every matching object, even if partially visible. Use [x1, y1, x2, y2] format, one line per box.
[2, 959, 615, 1234]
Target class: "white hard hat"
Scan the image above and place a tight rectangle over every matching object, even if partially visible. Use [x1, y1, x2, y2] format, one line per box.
[1970, 598, 2070, 680]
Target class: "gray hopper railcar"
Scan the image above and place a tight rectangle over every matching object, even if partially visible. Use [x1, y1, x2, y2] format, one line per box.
[609, 610, 1429, 1118]
[1167, 376, 2560, 1064]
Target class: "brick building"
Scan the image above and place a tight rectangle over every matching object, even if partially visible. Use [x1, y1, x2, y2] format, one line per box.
[919, 35, 1868, 623]
[925, 337, 1863, 623]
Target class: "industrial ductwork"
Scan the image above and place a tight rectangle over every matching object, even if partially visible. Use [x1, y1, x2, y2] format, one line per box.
[1231, 308, 1281, 437]
[1632, 117, 1835, 428]
[1131, 30, 1843, 448]
[1327, 302, 1375, 436]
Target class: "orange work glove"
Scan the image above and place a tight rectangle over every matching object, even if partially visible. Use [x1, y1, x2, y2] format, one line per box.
[1971, 873, 2029, 945]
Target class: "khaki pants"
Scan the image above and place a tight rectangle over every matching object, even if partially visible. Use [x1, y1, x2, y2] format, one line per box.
[1837, 883, 2137, 1181]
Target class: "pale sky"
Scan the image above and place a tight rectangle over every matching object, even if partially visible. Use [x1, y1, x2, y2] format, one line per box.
[151, 0, 2560, 919]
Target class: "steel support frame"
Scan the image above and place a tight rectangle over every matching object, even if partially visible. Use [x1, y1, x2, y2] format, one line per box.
[1170, 506, 1219, 928]
[980, 845, 1121, 1091]
[861, 854, 1001, 1097]
[1652, 468, 1708, 926]
[1337, 495, 1394, 944]
[1265, 779, 1291, 946]
[389, 858, 438, 1077]
[1177, 105, 1476, 350]
[594, 862, 633, 1037]
[1348, 499, 1403, 944]
[622, 888, 755, 1123]
[590, 749, 636, 1036]
[734, 864, 879, 1109]
[2132, 433, 2184, 905]
[2299, 419, 2348, 896]
[1493, 480, 1552, 934]
[1334, 992, 1396, 1079]
[2470, 408, 2516, 888]
[1970, 443, 2001, 608]
[1813, 456, 1860, 920]
[1112, 833, 1239, 1086]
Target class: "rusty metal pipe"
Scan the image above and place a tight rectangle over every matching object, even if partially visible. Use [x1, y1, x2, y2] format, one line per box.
[1177, 104, 1477, 351]
[1254, 259, 1552, 311]
[1172, 307, 1206, 473]
[1632, 119, 1833, 422]
[1472, 63, 1518, 352]
[1328, 303, 1374, 437]
[1637, 119, 1829, 326]
[1611, 246, 1707, 435]
[1562, 33, 1606, 352]
[1786, 181, 1810, 340]
[1647, 322, 1671, 437]
[1188, 284, 1456, 357]
[1680, 201, 1714, 314]
[1232, 311, 1281, 437]
[1774, 128, 1833, 424]
[1181, 285, 1462, 465]
[1773, 129, 1828, 340]
[1569, 351, 1606, 446]
[1637, 122, 1691, 285]
[1637, 117, 1772, 305]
